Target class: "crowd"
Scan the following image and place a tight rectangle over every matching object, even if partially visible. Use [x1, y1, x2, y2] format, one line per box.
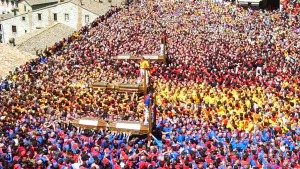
[282, 0, 300, 13]
[0, 0, 300, 168]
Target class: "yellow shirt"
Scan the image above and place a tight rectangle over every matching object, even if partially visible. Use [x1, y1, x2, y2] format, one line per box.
[245, 100, 251, 109]
[140, 60, 150, 69]
[203, 95, 210, 105]
[226, 119, 234, 131]
[282, 81, 289, 88]
[276, 43, 280, 50]
[218, 106, 226, 116]
[192, 91, 200, 104]
[237, 120, 246, 130]
[209, 97, 216, 105]
[257, 99, 263, 107]
[245, 122, 254, 133]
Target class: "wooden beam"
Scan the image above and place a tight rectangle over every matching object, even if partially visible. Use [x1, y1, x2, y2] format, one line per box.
[71, 118, 149, 135]
[113, 55, 140, 60]
[108, 121, 149, 135]
[70, 117, 106, 130]
[113, 54, 166, 63]
[143, 54, 166, 63]
[93, 82, 146, 93]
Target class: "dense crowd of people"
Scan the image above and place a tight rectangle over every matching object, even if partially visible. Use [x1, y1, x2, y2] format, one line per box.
[282, 0, 300, 13]
[0, 0, 300, 168]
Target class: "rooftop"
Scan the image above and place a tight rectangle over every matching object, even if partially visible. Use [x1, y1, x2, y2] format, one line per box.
[24, 0, 58, 6]
[16, 23, 75, 54]
[0, 44, 37, 77]
[0, 13, 14, 21]
[70, 0, 124, 15]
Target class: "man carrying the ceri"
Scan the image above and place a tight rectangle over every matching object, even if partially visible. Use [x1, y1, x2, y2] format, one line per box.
[140, 57, 150, 85]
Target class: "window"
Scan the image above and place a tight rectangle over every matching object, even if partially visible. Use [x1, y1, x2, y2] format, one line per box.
[85, 15, 89, 23]
[53, 13, 57, 21]
[25, 30, 27, 33]
[24, 5, 26, 12]
[22, 16, 25, 21]
[38, 13, 42, 20]
[64, 13, 69, 21]
[0, 24, 2, 31]
[12, 25, 17, 33]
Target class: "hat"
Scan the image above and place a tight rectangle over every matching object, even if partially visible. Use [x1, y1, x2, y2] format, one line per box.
[53, 162, 58, 167]
[91, 164, 100, 169]
[103, 158, 110, 165]
[37, 160, 43, 165]
[13, 156, 20, 161]
[20, 151, 26, 157]
[13, 164, 22, 169]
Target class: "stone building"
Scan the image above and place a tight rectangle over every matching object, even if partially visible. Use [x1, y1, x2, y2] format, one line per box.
[0, 0, 123, 43]
[0, 0, 18, 15]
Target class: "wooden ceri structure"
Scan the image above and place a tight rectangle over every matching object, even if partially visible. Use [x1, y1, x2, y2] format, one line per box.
[93, 82, 145, 94]
[113, 54, 166, 63]
[71, 117, 149, 135]
[89, 37, 167, 140]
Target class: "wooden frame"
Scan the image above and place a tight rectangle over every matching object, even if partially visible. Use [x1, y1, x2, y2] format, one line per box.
[70, 118, 149, 135]
[113, 54, 166, 63]
[108, 121, 149, 135]
[142, 54, 166, 63]
[92, 51, 167, 141]
[70, 117, 107, 130]
[113, 54, 140, 60]
[93, 82, 146, 93]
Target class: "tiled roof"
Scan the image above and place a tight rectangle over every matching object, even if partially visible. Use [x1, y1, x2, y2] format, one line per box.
[21, 0, 124, 15]
[0, 44, 37, 77]
[16, 23, 75, 54]
[70, 0, 124, 15]
[25, 0, 58, 6]
[0, 13, 14, 21]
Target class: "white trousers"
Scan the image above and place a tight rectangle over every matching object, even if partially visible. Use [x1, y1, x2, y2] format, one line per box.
[140, 69, 149, 85]
[256, 67, 262, 76]
[160, 44, 164, 56]
[144, 108, 149, 125]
